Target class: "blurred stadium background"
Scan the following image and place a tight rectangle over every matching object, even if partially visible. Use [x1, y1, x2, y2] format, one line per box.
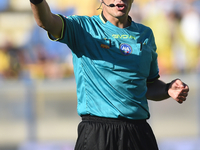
[0, 0, 200, 150]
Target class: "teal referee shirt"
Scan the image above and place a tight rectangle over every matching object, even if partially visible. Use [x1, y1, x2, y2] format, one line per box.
[48, 12, 160, 120]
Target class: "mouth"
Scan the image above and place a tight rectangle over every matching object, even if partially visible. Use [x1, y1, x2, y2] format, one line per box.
[116, 3, 126, 10]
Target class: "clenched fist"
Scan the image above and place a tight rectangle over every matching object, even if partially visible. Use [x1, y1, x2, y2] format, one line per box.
[168, 79, 189, 104]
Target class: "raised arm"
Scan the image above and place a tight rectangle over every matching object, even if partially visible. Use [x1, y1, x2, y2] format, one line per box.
[30, 0, 63, 38]
[146, 79, 189, 104]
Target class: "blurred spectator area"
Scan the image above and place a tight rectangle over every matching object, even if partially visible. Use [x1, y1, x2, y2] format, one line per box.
[0, 0, 100, 46]
[0, 0, 101, 80]
[0, 0, 200, 80]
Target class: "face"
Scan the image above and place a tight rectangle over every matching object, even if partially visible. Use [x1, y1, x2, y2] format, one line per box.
[101, 0, 134, 20]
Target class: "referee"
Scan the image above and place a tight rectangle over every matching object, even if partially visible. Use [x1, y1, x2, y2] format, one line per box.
[29, 0, 189, 149]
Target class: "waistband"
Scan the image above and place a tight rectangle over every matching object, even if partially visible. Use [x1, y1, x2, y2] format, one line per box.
[81, 115, 146, 124]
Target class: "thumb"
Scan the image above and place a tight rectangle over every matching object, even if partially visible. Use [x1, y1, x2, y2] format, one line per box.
[171, 79, 184, 89]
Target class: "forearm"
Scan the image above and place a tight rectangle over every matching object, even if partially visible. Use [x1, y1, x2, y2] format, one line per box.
[146, 80, 170, 101]
[30, 0, 62, 38]
[31, 0, 52, 29]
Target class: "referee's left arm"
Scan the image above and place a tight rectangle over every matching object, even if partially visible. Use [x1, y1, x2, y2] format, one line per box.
[146, 79, 189, 104]
[146, 79, 170, 101]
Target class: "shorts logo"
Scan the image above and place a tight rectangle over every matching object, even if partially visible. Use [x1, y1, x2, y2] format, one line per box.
[120, 43, 132, 55]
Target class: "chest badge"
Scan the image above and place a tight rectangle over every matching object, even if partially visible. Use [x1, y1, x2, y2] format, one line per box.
[120, 43, 132, 55]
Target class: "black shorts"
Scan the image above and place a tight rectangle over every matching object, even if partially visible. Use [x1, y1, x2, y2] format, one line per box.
[75, 115, 159, 150]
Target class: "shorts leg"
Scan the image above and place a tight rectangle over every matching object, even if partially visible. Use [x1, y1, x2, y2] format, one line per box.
[126, 121, 159, 150]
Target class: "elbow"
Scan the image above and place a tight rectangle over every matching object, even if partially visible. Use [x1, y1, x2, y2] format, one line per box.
[35, 15, 54, 31]
[37, 21, 47, 30]
[36, 21, 50, 31]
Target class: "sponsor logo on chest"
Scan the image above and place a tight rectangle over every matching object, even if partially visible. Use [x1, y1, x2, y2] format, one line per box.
[112, 34, 135, 39]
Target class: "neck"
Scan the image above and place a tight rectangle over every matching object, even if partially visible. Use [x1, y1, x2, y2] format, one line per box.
[112, 17, 130, 28]
[102, 11, 131, 28]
